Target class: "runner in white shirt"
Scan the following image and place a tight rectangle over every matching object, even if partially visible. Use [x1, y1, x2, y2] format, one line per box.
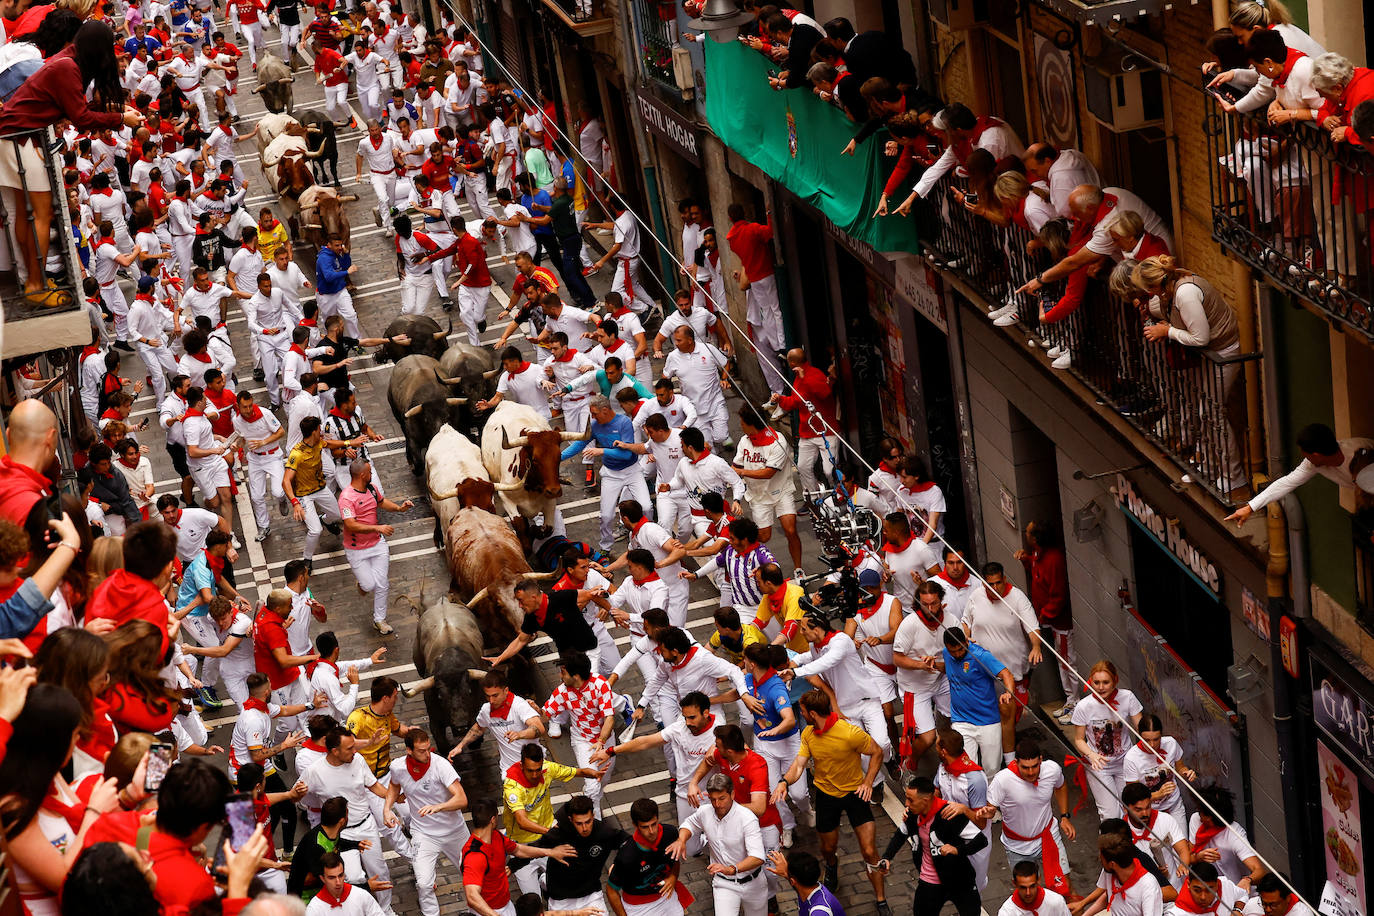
[127, 283, 178, 403]
[1186, 795, 1263, 889]
[228, 673, 309, 781]
[304, 855, 388, 916]
[285, 377, 326, 452]
[496, 193, 536, 256]
[1096, 843, 1165, 916]
[356, 122, 401, 231]
[1069, 660, 1143, 821]
[932, 550, 977, 621]
[620, 419, 687, 535]
[878, 513, 942, 610]
[88, 175, 133, 249]
[232, 390, 288, 537]
[385, 730, 469, 916]
[655, 295, 719, 356]
[893, 581, 959, 760]
[634, 381, 698, 439]
[669, 776, 767, 916]
[1165, 865, 1247, 916]
[665, 428, 745, 538]
[662, 327, 730, 445]
[479, 348, 554, 419]
[309, 632, 387, 721]
[449, 669, 544, 772]
[963, 564, 1043, 764]
[613, 503, 690, 628]
[590, 201, 655, 313]
[543, 335, 598, 434]
[346, 43, 388, 121]
[603, 297, 654, 386]
[1122, 717, 1193, 826]
[733, 410, 802, 574]
[998, 864, 1073, 916]
[980, 742, 1074, 899]
[1121, 783, 1190, 889]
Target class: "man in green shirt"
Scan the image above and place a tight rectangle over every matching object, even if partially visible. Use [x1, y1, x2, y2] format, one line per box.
[287, 796, 380, 901]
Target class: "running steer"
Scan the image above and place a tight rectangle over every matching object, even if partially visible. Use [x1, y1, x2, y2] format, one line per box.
[425, 424, 500, 546]
[444, 506, 554, 636]
[404, 596, 489, 756]
[377, 314, 450, 363]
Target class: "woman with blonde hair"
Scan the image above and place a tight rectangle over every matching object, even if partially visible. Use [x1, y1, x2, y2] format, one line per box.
[84, 535, 123, 599]
[1228, 0, 1324, 58]
[1133, 255, 1246, 490]
[1070, 659, 1143, 821]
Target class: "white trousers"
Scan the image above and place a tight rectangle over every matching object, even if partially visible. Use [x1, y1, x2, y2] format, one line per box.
[259, 330, 290, 405]
[345, 538, 390, 623]
[280, 21, 301, 57]
[457, 283, 489, 344]
[711, 871, 768, 916]
[623, 894, 685, 916]
[755, 731, 810, 830]
[745, 275, 785, 394]
[655, 492, 691, 539]
[135, 341, 178, 403]
[848, 696, 891, 788]
[299, 487, 341, 559]
[697, 406, 730, 446]
[341, 818, 392, 909]
[561, 394, 591, 436]
[358, 83, 382, 122]
[612, 256, 655, 312]
[323, 84, 350, 123]
[242, 19, 263, 63]
[316, 289, 359, 338]
[181, 614, 221, 688]
[571, 729, 614, 817]
[463, 173, 494, 219]
[796, 435, 835, 493]
[102, 283, 129, 341]
[954, 720, 1003, 773]
[368, 170, 397, 215]
[245, 451, 286, 529]
[173, 235, 195, 279]
[401, 271, 434, 315]
[598, 463, 652, 551]
[1084, 760, 1126, 822]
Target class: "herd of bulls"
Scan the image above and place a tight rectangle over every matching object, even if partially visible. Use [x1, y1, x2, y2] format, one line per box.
[377, 315, 594, 754]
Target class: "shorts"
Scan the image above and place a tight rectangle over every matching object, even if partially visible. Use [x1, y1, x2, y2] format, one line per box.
[902, 682, 951, 736]
[167, 442, 191, 478]
[814, 788, 874, 834]
[0, 136, 50, 193]
[190, 460, 230, 498]
[746, 489, 796, 528]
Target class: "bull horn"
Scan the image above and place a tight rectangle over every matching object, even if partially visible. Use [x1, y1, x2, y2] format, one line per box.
[305, 125, 323, 134]
[468, 668, 488, 680]
[433, 329, 448, 340]
[445, 397, 468, 405]
[439, 376, 463, 385]
[467, 586, 490, 607]
[502, 428, 530, 450]
[429, 488, 457, 500]
[493, 480, 523, 491]
[403, 676, 435, 697]
[404, 405, 423, 418]
[305, 148, 324, 159]
[302, 222, 324, 229]
[340, 194, 360, 202]
[560, 421, 592, 442]
[520, 570, 559, 582]
[482, 367, 501, 380]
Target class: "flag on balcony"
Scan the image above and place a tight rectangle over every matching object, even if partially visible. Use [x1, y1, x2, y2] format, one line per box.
[703, 38, 921, 255]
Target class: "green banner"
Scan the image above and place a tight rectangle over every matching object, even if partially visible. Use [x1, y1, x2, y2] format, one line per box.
[703, 38, 921, 255]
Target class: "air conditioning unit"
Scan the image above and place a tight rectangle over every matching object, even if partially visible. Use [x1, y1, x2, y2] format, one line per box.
[928, 0, 988, 31]
[672, 45, 695, 98]
[1083, 51, 1164, 132]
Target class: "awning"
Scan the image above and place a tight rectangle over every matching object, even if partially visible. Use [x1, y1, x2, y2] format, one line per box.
[702, 39, 921, 256]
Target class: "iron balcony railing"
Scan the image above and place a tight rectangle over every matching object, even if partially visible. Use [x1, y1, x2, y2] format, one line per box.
[1204, 83, 1374, 340]
[0, 126, 91, 361]
[920, 173, 1259, 507]
[632, 0, 681, 90]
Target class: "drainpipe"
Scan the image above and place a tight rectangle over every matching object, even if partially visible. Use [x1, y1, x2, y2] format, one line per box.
[1258, 285, 1312, 887]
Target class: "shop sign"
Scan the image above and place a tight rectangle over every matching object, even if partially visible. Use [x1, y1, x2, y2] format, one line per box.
[635, 89, 701, 166]
[1317, 738, 1367, 914]
[1312, 655, 1374, 779]
[1113, 474, 1222, 596]
[820, 215, 896, 287]
[893, 256, 948, 334]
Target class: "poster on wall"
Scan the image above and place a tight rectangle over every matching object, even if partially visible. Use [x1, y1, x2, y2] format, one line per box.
[866, 278, 912, 446]
[1033, 32, 1079, 151]
[1318, 739, 1366, 914]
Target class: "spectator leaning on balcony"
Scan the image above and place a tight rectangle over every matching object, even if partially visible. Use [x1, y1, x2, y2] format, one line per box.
[1225, 423, 1374, 526]
[875, 107, 946, 217]
[847, 79, 941, 154]
[821, 17, 918, 90]
[1313, 53, 1374, 144]
[896, 103, 1025, 214]
[1107, 211, 1171, 263]
[1214, 30, 1322, 123]
[1021, 144, 1101, 219]
[763, 12, 824, 92]
[1226, 0, 1325, 61]
[808, 61, 865, 123]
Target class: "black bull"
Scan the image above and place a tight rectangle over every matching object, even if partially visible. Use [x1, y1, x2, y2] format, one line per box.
[387, 355, 470, 474]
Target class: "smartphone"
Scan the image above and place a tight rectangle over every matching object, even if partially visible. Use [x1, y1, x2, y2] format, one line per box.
[964, 191, 979, 205]
[144, 742, 175, 793]
[224, 793, 257, 850]
[926, 141, 941, 156]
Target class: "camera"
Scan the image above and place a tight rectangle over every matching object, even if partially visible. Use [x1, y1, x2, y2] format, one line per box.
[964, 190, 979, 205]
[800, 489, 882, 619]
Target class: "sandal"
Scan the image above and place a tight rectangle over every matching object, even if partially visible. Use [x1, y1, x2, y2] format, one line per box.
[23, 285, 72, 308]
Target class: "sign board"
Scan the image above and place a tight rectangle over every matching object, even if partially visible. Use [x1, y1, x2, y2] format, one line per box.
[1318, 739, 1367, 914]
[635, 89, 701, 166]
[999, 486, 1016, 528]
[1313, 655, 1374, 780]
[893, 256, 948, 334]
[1113, 474, 1222, 597]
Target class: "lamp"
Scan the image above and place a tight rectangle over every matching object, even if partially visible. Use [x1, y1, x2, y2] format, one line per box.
[686, 0, 754, 42]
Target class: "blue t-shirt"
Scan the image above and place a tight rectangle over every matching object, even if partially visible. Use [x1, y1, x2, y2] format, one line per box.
[521, 191, 554, 236]
[176, 552, 216, 616]
[943, 642, 1008, 727]
[745, 671, 796, 741]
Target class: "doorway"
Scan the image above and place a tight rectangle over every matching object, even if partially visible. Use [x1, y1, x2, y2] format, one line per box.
[1128, 523, 1234, 699]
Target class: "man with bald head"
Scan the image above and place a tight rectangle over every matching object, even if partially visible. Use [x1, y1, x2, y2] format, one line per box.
[1022, 144, 1101, 218]
[0, 399, 60, 533]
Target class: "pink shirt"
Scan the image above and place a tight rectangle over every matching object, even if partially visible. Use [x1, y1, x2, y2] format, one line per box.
[338, 485, 382, 550]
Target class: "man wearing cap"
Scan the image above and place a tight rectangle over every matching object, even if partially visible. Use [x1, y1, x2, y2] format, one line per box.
[128, 275, 179, 404]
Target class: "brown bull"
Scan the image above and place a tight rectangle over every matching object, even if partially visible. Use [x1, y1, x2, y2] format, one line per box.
[444, 506, 556, 638]
[276, 152, 314, 200]
[297, 187, 357, 249]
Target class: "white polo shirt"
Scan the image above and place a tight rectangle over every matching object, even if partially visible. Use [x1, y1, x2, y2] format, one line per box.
[301, 755, 379, 826]
[172, 507, 222, 561]
[880, 537, 941, 609]
[662, 343, 729, 418]
[963, 584, 1040, 681]
[181, 283, 236, 325]
[229, 700, 279, 779]
[645, 429, 684, 488]
[680, 799, 764, 873]
[357, 133, 397, 172]
[388, 754, 467, 839]
[987, 762, 1065, 856]
[634, 394, 697, 437]
[476, 693, 542, 772]
[496, 363, 552, 418]
[892, 610, 959, 695]
[609, 574, 669, 637]
[1187, 814, 1258, 887]
[613, 210, 641, 259]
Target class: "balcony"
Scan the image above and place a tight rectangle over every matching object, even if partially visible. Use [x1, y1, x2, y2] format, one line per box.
[534, 0, 614, 38]
[1204, 89, 1374, 342]
[921, 174, 1260, 507]
[632, 0, 681, 91]
[0, 127, 91, 361]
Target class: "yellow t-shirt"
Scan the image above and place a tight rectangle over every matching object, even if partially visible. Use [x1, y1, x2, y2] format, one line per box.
[346, 706, 400, 777]
[800, 717, 871, 798]
[502, 761, 580, 842]
[755, 583, 809, 653]
[286, 440, 328, 496]
[708, 623, 766, 666]
[258, 221, 291, 261]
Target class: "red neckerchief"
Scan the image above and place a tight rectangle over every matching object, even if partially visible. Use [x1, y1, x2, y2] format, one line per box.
[937, 568, 970, 589]
[92, 189, 113, 198]
[242, 697, 270, 714]
[184, 408, 205, 420]
[1193, 819, 1226, 849]
[554, 573, 581, 591]
[633, 825, 662, 849]
[630, 517, 649, 538]
[689, 713, 717, 736]
[877, 460, 896, 474]
[689, 446, 712, 464]
[97, 236, 116, 249]
[80, 344, 101, 364]
[135, 292, 154, 303]
[883, 534, 913, 554]
[812, 711, 841, 735]
[289, 344, 307, 358]
[532, 593, 550, 627]
[1171, 883, 1223, 915]
[917, 795, 948, 827]
[553, 348, 579, 363]
[405, 754, 432, 781]
[314, 883, 352, 908]
[632, 572, 660, 585]
[1089, 687, 1120, 710]
[765, 583, 788, 613]
[488, 693, 514, 721]
[101, 408, 123, 421]
[1011, 889, 1047, 915]
[1136, 740, 1166, 761]
[508, 360, 531, 380]
[670, 645, 699, 670]
[1129, 809, 1158, 844]
[1014, 766, 1039, 787]
[506, 761, 544, 788]
[1109, 862, 1150, 904]
[370, 133, 383, 150]
[301, 738, 326, 753]
[857, 594, 886, 620]
[747, 429, 777, 446]
[904, 480, 937, 493]
[951, 115, 1001, 161]
[602, 337, 624, 352]
[1275, 48, 1306, 88]
[40, 785, 87, 834]
[944, 753, 982, 776]
[187, 352, 213, 363]
[750, 668, 777, 697]
[328, 407, 351, 420]
[915, 602, 944, 631]
[118, 455, 140, 470]
[237, 403, 263, 423]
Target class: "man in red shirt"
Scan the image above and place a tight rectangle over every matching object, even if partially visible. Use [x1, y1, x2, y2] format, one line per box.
[253, 587, 319, 729]
[725, 203, 786, 395]
[85, 758, 232, 913]
[463, 798, 574, 916]
[314, 43, 353, 128]
[86, 520, 177, 649]
[687, 723, 788, 891]
[1013, 521, 1074, 724]
[771, 347, 838, 494]
[0, 399, 59, 534]
[437, 216, 495, 345]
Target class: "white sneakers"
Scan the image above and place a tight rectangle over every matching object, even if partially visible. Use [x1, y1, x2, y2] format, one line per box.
[1051, 351, 1072, 370]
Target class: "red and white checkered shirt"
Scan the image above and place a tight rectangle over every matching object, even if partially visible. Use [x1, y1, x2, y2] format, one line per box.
[542, 675, 615, 744]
